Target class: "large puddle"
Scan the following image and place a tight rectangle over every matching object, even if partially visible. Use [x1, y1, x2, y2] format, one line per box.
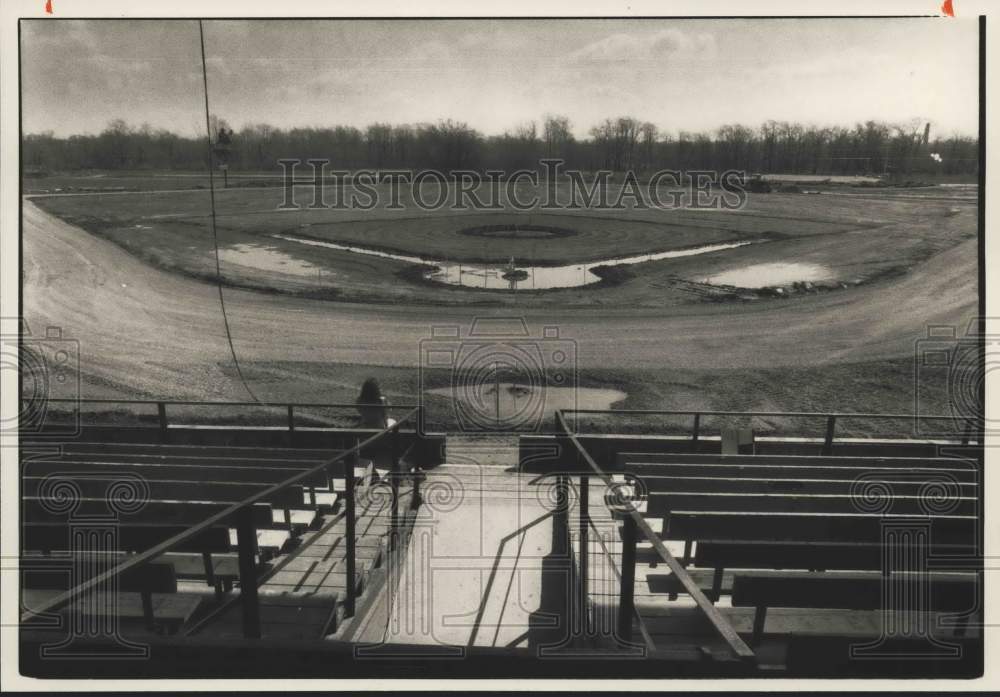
[218, 243, 324, 277]
[701, 262, 834, 289]
[274, 233, 752, 290]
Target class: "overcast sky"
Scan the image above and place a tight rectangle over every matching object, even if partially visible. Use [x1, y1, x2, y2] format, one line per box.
[20, 18, 979, 139]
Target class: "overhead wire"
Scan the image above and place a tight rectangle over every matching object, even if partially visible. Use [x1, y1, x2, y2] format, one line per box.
[198, 20, 259, 402]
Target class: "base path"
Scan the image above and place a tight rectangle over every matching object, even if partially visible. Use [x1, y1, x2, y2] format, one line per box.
[22, 199, 978, 398]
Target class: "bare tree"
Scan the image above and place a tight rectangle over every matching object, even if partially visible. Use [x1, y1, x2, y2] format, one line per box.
[639, 122, 659, 172]
[543, 115, 573, 160]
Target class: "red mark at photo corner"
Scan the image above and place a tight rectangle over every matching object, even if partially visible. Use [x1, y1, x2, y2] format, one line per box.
[44, 0, 52, 14]
[941, 0, 955, 17]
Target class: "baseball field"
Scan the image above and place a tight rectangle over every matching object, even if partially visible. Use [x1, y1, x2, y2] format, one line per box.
[21, 173, 979, 436]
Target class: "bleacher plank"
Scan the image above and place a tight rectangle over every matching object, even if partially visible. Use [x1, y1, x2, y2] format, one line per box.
[22, 477, 306, 510]
[623, 462, 979, 483]
[665, 511, 977, 545]
[645, 492, 977, 516]
[23, 550, 240, 589]
[47, 451, 329, 467]
[23, 459, 330, 487]
[23, 499, 273, 527]
[20, 556, 178, 593]
[618, 452, 980, 469]
[730, 572, 978, 611]
[694, 540, 975, 572]
[22, 588, 202, 633]
[638, 606, 974, 643]
[23, 522, 233, 553]
[52, 441, 347, 458]
[647, 568, 979, 600]
[627, 475, 977, 497]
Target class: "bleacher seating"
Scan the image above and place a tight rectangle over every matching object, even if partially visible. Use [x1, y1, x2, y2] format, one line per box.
[20, 555, 194, 634]
[612, 450, 981, 650]
[18, 428, 408, 638]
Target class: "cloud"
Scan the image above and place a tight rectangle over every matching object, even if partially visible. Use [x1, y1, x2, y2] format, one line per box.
[567, 28, 715, 64]
[19, 19, 977, 139]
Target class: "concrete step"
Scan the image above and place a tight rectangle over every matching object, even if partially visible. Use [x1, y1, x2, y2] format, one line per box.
[444, 435, 520, 468]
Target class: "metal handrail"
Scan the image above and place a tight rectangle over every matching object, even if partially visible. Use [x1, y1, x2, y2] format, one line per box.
[564, 408, 963, 420]
[562, 408, 977, 452]
[19, 406, 422, 633]
[27, 397, 423, 435]
[554, 409, 755, 662]
[28, 398, 420, 409]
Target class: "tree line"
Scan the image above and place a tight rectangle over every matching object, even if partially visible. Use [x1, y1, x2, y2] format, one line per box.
[23, 115, 978, 177]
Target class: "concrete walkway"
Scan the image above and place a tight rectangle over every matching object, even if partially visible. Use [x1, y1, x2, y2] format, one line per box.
[360, 442, 576, 651]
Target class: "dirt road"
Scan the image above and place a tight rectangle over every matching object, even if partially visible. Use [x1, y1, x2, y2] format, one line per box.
[21, 200, 978, 400]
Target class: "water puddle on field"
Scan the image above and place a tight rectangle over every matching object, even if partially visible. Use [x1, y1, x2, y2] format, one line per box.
[701, 262, 834, 289]
[274, 233, 752, 290]
[426, 383, 626, 423]
[218, 243, 324, 277]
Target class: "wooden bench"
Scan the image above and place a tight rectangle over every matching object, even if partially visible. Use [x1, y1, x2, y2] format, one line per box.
[618, 451, 978, 559]
[731, 572, 979, 643]
[658, 540, 973, 599]
[20, 427, 439, 640]
[20, 439, 373, 554]
[28, 425, 440, 467]
[609, 451, 980, 647]
[21, 498, 266, 597]
[619, 453, 980, 483]
[20, 556, 199, 634]
[519, 433, 970, 478]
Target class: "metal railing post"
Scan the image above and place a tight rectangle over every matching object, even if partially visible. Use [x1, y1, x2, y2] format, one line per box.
[617, 513, 637, 644]
[287, 405, 295, 433]
[412, 407, 424, 508]
[390, 426, 400, 553]
[235, 506, 261, 639]
[692, 413, 701, 445]
[962, 418, 975, 446]
[578, 474, 589, 639]
[555, 474, 570, 556]
[822, 414, 837, 455]
[344, 439, 358, 617]
[157, 402, 168, 435]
